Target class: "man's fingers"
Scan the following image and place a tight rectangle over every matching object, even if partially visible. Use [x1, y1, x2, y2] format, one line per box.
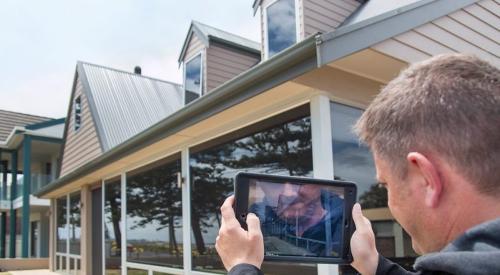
[246, 213, 262, 240]
[221, 195, 236, 221]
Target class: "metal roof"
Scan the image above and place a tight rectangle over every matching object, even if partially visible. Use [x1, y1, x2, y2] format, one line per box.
[178, 20, 261, 63]
[77, 62, 183, 151]
[0, 109, 52, 143]
[340, 0, 425, 27]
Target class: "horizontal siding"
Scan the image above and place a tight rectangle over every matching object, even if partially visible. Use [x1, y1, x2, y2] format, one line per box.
[303, 0, 360, 37]
[185, 34, 205, 61]
[371, 1, 500, 67]
[0, 111, 50, 142]
[206, 43, 260, 92]
[60, 77, 102, 176]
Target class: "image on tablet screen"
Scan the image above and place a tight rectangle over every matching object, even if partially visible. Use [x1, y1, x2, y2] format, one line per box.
[248, 180, 345, 258]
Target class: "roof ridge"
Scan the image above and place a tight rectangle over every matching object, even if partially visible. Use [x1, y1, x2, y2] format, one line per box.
[77, 61, 182, 87]
[192, 20, 260, 46]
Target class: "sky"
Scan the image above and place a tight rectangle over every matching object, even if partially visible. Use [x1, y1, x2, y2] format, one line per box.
[0, 0, 260, 118]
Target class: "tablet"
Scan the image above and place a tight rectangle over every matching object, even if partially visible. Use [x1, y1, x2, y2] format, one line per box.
[234, 172, 357, 264]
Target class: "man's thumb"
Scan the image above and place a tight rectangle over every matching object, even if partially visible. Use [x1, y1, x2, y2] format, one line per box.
[246, 213, 262, 237]
[352, 203, 366, 229]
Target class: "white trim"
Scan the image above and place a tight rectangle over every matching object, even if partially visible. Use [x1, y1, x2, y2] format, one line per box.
[120, 172, 127, 275]
[310, 95, 339, 275]
[181, 148, 192, 274]
[66, 194, 70, 272]
[263, 0, 301, 60]
[125, 261, 184, 275]
[101, 180, 106, 275]
[183, 51, 204, 104]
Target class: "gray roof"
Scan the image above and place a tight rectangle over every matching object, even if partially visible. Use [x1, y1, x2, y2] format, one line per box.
[77, 62, 183, 151]
[178, 20, 261, 63]
[0, 109, 52, 142]
[340, 0, 424, 27]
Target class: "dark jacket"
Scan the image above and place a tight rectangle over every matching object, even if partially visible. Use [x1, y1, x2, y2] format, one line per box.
[229, 218, 500, 275]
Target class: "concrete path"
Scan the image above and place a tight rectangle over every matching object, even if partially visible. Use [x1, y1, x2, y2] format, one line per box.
[8, 270, 58, 275]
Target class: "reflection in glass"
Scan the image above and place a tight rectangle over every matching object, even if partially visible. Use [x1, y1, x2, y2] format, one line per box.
[126, 156, 183, 268]
[330, 102, 417, 272]
[69, 192, 81, 255]
[56, 196, 67, 253]
[185, 54, 202, 104]
[127, 268, 148, 275]
[266, 0, 296, 57]
[104, 179, 122, 275]
[190, 107, 315, 274]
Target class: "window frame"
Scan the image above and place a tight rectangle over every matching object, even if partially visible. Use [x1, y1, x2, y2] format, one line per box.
[74, 96, 82, 132]
[263, 0, 301, 60]
[183, 51, 204, 105]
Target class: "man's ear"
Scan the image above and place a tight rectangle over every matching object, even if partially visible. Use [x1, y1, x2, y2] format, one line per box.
[407, 152, 443, 208]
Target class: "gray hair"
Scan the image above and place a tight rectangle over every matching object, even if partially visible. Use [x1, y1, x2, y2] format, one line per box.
[354, 54, 500, 195]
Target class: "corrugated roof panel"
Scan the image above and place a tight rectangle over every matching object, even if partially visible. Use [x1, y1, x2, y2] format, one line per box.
[193, 21, 261, 52]
[80, 62, 183, 151]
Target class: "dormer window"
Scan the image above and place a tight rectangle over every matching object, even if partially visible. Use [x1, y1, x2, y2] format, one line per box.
[74, 96, 82, 131]
[184, 53, 203, 105]
[265, 0, 298, 58]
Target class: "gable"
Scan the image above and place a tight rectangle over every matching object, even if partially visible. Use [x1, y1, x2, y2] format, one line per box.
[60, 74, 103, 177]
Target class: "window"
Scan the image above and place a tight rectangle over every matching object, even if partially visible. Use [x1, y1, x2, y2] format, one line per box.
[56, 196, 67, 253]
[265, 0, 297, 58]
[104, 178, 122, 275]
[74, 96, 82, 131]
[184, 54, 202, 105]
[189, 105, 316, 274]
[126, 155, 183, 268]
[330, 102, 418, 273]
[69, 192, 81, 255]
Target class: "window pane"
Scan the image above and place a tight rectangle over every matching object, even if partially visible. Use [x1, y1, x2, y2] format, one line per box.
[267, 0, 296, 57]
[56, 196, 67, 253]
[105, 178, 122, 275]
[330, 102, 418, 273]
[127, 268, 148, 275]
[126, 156, 183, 268]
[185, 54, 202, 104]
[69, 193, 81, 255]
[190, 106, 315, 274]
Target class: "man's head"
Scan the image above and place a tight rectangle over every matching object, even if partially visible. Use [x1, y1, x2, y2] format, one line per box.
[354, 54, 500, 254]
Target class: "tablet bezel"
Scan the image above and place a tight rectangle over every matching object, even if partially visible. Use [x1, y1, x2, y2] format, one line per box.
[234, 172, 357, 264]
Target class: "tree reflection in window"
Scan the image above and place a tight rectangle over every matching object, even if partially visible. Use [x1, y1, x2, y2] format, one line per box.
[126, 156, 182, 268]
[104, 178, 121, 274]
[190, 105, 315, 274]
[56, 196, 67, 253]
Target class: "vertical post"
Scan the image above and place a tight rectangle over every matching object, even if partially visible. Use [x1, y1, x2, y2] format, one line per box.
[310, 95, 339, 275]
[9, 150, 17, 258]
[0, 154, 6, 258]
[181, 148, 192, 274]
[49, 199, 55, 271]
[120, 173, 126, 275]
[80, 185, 92, 275]
[22, 135, 31, 258]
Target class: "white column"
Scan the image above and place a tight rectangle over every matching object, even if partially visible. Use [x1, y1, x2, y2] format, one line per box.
[121, 173, 127, 275]
[181, 148, 192, 274]
[310, 94, 339, 275]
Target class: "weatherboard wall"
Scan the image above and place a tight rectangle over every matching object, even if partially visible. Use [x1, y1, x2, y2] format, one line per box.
[60, 76, 102, 177]
[303, 0, 361, 37]
[206, 41, 260, 92]
[371, 0, 500, 67]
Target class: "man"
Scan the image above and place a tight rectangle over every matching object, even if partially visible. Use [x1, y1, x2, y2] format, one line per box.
[215, 53, 500, 274]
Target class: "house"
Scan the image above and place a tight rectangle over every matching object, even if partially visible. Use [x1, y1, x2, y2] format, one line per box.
[0, 110, 64, 260]
[35, 0, 500, 274]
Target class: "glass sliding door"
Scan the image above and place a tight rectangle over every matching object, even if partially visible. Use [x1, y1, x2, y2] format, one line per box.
[189, 105, 316, 274]
[126, 154, 183, 269]
[104, 178, 122, 275]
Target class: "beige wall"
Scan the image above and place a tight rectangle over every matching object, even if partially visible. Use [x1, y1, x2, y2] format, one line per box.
[372, 0, 500, 67]
[60, 76, 102, 176]
[303, 0, 360, 37]
[206, 42, 260, 92]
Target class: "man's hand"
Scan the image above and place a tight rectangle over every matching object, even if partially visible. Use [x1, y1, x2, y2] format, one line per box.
[350, 203, 379, 275]
[215, 195, 264, 271]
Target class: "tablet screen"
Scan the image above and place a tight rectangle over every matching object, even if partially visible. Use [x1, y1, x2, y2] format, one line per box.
[247, 179, 345, 258]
